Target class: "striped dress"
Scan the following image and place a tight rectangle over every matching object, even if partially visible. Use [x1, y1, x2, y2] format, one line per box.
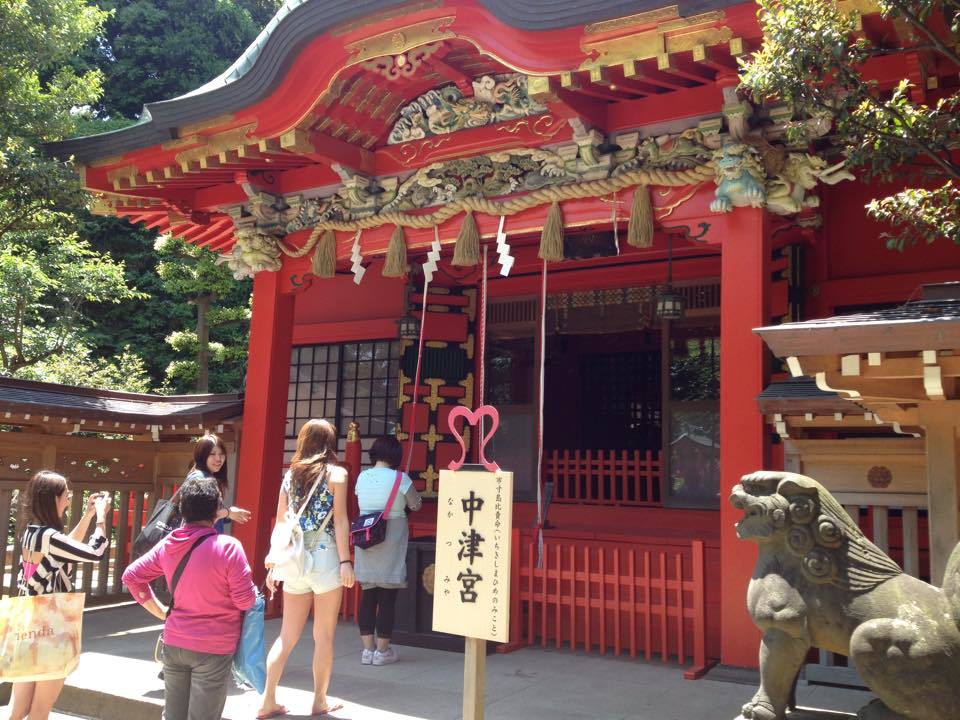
[19, 524, 108, 595]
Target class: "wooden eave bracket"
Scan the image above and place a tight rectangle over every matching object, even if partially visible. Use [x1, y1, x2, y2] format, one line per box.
[923, 349, 946, 400]
[786, 350, 960, 410]
[526, 76, 607, 132]
[280, 129, 374, 175]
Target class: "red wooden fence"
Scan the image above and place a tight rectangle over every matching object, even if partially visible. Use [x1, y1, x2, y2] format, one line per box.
[546, 449, 661, 506]
[513, 530, 707, 674]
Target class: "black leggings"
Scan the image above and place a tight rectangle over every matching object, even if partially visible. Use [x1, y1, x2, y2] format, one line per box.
[358, 587, 399, 638]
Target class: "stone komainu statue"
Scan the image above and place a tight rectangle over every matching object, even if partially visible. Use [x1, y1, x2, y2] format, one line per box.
[731, 471, 960, 720]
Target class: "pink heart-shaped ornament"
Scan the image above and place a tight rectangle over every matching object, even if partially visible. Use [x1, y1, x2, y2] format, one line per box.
[446, 405, 500, 472]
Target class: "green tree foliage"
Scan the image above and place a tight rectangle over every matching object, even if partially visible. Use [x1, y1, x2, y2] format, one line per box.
[0, 0, 107, 141]
[88, 0, 279, 118]
[81, 216, 194, 389]
[17, 345, 151, 393]
[156, 236, 251, 393]
[74, 0, 281, 391]
[0, 0, 148, 390]
[0, 224, 144, 376]
[739, 0, 960, 249]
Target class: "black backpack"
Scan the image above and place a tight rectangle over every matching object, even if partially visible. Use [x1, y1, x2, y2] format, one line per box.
[132, 498, 182, 559]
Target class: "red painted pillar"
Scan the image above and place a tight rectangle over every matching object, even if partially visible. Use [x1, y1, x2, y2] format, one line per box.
[233, 271, 295, 583]
[719, 207, 770, 669]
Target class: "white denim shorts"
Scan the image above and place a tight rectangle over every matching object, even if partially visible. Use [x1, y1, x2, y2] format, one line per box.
[282, 531, 342, 596]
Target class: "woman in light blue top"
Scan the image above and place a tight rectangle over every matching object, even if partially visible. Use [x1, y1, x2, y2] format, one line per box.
[354, 434, 422, 666]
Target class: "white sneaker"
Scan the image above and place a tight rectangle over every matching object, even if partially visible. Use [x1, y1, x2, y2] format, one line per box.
[361, 648, 374, 665]
[372, 647, 398, 666]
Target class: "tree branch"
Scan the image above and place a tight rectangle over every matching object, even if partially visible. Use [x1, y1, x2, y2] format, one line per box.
[895, 4, 960, 66]
[209, 318, 250, 331]
[0, 214, 29, 240]
[838, 65, 960, 181]
[867, 43, 939, 56]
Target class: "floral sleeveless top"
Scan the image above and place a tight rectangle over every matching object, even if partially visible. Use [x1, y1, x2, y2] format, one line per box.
[282, 468, 335, 536]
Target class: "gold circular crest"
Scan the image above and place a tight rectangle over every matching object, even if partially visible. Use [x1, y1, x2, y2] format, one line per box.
[422, 563, 435, 595]
[391, 32, 406, 51]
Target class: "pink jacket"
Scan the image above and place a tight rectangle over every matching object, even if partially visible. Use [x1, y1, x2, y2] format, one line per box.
[123, 525, 256, 655]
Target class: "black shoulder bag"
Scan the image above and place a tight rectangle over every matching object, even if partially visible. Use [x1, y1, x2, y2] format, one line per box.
[154, 532, 215, 665]
[133, 496, 182, 559]
[350, 470, 403, 549]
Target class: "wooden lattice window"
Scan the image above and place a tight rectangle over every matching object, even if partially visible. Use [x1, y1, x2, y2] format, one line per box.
[579, 349, 661, 451]
[286, 340, 401, 459]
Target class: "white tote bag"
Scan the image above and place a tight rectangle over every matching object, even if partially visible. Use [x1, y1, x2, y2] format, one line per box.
[0, 592, 85, 682]
[265, 471, 332, 581]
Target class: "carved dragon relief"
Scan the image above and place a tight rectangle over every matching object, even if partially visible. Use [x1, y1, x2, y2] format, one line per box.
[210, 85, 852, 279]
[387, 74, 547, 144]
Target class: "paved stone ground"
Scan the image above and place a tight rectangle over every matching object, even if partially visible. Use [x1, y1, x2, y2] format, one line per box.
[3, 603, 874, 720]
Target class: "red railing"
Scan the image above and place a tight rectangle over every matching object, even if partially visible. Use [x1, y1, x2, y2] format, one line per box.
[513, 530, 707, 674]
[546, 449, 661, 506]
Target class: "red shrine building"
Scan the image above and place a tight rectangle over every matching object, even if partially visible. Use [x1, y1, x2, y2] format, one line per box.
[51, 0, 960, 675]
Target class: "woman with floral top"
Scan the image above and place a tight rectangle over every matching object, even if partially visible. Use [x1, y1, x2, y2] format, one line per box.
[258, 419, 354, 719]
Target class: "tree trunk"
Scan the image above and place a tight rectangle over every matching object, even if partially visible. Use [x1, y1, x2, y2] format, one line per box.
[196, 295, 211, 393]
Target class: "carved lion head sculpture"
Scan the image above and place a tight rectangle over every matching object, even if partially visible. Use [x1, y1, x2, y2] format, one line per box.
[713, 143, 765, 182]
[730, 471, 902, 589]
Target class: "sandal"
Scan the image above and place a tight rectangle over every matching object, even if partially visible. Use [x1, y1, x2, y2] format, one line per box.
[256, 707, 288, 719]
[311, 703, 344, 716]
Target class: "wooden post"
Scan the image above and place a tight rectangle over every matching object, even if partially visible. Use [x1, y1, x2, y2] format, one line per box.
[40, 443, 57, 472]
[718, 207, 770, 668]
[463, 637, 487, 720]
[224, 437, 239, 508]
[660, 318, 671, 503]
[918, 404, 960, 585]
[233, 271, 295, 583]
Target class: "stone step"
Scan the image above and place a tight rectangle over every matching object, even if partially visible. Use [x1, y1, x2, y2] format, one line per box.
[789, 709, 857, 720]
[55, 653, 162, 720]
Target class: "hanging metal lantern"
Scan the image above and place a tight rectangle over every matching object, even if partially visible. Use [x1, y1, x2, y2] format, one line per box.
[656, 232, 685, 320]
[397, 313, 421, 340]
[656, 289, 685, 319]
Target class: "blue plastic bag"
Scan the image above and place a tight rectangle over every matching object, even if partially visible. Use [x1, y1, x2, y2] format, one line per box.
[232, 592, 266, 693]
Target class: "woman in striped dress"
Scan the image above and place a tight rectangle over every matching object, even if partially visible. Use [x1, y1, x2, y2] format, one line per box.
[11, 470, 110, 720]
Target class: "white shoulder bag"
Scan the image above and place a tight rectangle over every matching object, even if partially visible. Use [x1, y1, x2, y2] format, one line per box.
[265, 470, 333, 582]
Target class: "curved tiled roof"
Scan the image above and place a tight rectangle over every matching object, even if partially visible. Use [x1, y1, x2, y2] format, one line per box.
[756, 297, 960, 357]
[48, 0, 740, 163]
[0, 377, 243, 427]
[756, 377, 852, 415]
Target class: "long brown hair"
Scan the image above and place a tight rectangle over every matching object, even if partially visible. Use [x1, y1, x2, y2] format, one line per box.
[290, 419, 338, 494]
[21, 471, 69, 532]
[189, 433, 229, 496]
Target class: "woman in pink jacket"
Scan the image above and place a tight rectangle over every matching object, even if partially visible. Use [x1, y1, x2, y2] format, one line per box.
[123, 476, 256, 720]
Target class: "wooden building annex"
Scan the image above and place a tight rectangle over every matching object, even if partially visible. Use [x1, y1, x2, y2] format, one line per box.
[0, 377, 242, 603]
[48, 0, 960, 674]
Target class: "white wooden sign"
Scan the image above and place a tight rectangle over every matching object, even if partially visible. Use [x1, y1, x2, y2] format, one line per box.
[432, 467, 513, 643]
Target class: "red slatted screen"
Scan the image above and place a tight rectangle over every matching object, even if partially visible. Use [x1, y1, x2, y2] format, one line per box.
[546, 449, 661, 506]
[513, 530, 706, 671]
